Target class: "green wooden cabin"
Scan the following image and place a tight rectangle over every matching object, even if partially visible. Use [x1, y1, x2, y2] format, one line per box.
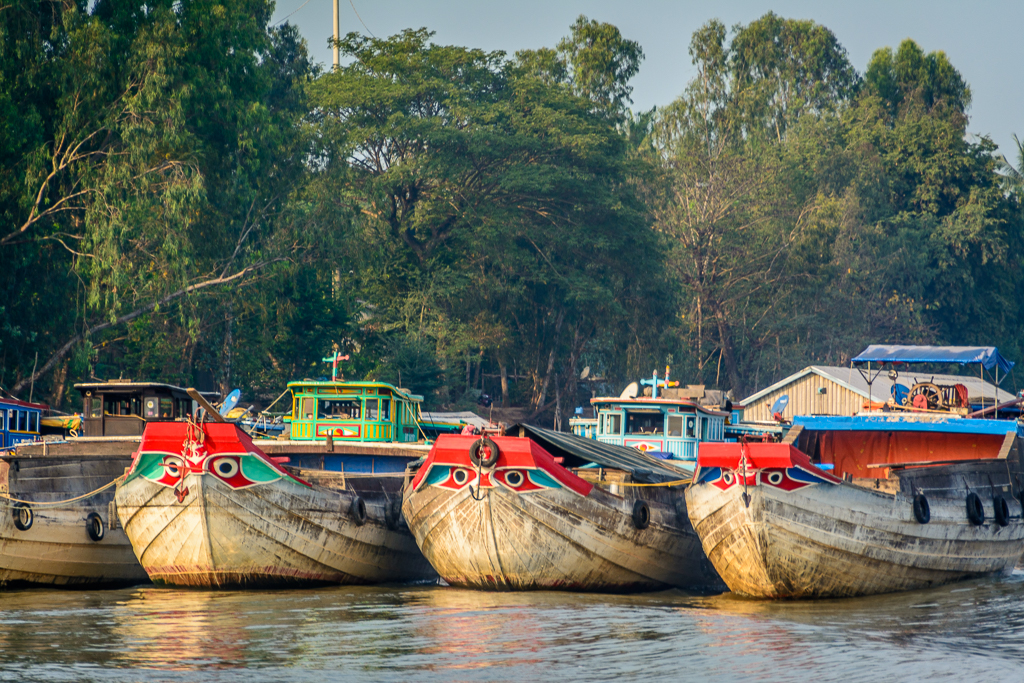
[285, 381, 423, 443]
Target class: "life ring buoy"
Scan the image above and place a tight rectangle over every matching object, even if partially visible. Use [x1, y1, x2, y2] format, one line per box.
[631, 499, 651, 530]
[86, 512, 105, 542]
[966, 492, 985, 526]
[350, 496, 367, 526]
[994, 495, 1010, 527]
[12, 502, 32, 531]
[469, 437, 500, 468]
[912, 494, 930, 524]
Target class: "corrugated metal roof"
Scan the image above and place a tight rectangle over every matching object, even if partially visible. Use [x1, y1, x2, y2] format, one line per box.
[516, 424, 688, 483]
[743, 365, 1015, 405]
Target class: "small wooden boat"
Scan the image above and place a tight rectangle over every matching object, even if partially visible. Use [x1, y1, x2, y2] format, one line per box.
[686, 415, 1024, 599]
[115, 420, 436, 588]
[403, 425, 724, 592]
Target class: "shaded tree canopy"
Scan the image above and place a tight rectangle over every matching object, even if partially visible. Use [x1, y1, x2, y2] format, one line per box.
[2, 9, 1022, 419]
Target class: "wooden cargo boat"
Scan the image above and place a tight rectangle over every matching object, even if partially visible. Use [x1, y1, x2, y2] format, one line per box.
[115, 419, 435, 588]
[0, 443, 148, 588]
[0, 383, 208, 589]
[686, 414, 1024, 599]
[403, 425, 724, 592]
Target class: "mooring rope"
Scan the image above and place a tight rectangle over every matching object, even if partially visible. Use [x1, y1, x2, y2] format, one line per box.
[0, 474, 125, 508]
[608, 478, 692, 487]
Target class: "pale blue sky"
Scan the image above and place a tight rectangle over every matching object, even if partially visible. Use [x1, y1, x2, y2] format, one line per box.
[272, 0, 1023, 160]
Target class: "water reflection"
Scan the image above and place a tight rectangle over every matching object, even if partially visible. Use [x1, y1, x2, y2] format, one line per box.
[0, 575, 1023, 681]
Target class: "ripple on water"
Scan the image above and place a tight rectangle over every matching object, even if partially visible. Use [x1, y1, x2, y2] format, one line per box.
[1, 572, 1024, 682]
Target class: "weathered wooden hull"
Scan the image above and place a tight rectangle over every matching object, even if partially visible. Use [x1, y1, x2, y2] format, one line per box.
[686, 454, 1024, 599]
[404, 481, 721, 592]
[116, 472, 436, 588]
[0, 457, 148, 588]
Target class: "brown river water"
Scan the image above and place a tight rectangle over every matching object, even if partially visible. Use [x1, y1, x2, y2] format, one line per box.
[2, 572, 1024, 682]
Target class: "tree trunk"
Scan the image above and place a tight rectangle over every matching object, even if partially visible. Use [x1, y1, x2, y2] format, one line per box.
[711, 301, 743, 396]
[499, 361, 509, 408]
[535, 310, 565, 411]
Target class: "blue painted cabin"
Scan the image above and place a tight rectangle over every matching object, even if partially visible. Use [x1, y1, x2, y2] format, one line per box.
[1, 397, 45, 450]
[591, 395, 727, 462]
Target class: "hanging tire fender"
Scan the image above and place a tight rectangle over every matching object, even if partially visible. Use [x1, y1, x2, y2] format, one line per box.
[631, 499, 651, 530]
[966, 491, 985, 526]
[994, 495, 1010, 527]
[86, 512, 105, 542]
[384, 497, 403, 531]
[912, 494, 930, 524]
[350, 496, 367, 526]
[12, 502, 32, 532]
[469, 438, 500, 468]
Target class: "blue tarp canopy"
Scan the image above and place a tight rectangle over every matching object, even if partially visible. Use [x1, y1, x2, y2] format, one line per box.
[852, 345, 1015, 373]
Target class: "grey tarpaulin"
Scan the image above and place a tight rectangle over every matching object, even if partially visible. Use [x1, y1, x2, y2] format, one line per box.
[514, 424, 688, 483]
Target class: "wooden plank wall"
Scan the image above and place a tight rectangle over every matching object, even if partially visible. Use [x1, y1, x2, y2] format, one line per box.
[743, 372, 867, 421]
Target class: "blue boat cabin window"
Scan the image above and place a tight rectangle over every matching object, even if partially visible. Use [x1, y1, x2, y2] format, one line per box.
[0, 409, 5, 431]
[319, 399, 360, 420]
[685, 416, 696, 438]
[14, 410, 23, 431]
[627, 412, 663, 435]
[606, 413, 621, 435]
[668, 415, 683, 436]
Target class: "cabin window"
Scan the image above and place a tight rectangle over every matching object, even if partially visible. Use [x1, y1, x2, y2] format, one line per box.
[88, 398, 102, 418]
[30, 412, 39, 433]
[144, 397, 159, 419]
[0, 409, 5, 431]
[158, 398, 173, 418]
[178, 399, 191, 419]
[627, 412, 663, 435]
[700, 418, 708, 440]
[685, 417, 696, 438]
[668, 415, 683, 437]
[381, 399, 391, 421]
[598, 414, 604, 434]
[606, 413, 621, 435]
[319, 399, 361, 420]
[366, 399, 379, 421]
[301, 397, 316, 419]
[14, 410, 24, 432]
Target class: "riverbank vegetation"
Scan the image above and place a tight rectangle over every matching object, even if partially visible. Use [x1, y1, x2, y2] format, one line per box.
[2, 2, 1021, 423]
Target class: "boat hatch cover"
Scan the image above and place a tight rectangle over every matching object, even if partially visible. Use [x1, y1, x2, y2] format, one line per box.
[514, 424, 685, 483]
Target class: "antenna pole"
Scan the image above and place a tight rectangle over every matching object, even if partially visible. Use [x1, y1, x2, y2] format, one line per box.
[332, 0, 340, 69]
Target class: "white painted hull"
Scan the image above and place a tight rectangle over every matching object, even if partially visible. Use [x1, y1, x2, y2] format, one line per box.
[404, 483, 721, 592]
[0, 503, 147, 587]
[116, 472, 436, 588]
[686, 479, 1024, 598]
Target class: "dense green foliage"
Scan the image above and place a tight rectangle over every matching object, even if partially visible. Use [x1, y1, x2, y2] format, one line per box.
[2, 5, 1021, 419]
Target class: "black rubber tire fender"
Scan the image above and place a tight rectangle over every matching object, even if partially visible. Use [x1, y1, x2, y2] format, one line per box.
[994, 495, 1010, 527]
[12, 502, 32, 532]
[350, 496, 367, 527]
[384, 497, 403, 531]
[631, 499, 651, 530]
[912, 493, 930, 524]
[966, 491, 985, 526]
[86, 512, 105, 542]
[469, 437, 500, 468]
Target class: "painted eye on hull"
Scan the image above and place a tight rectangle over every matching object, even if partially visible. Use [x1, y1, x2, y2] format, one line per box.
[505, 470, 525, 488]
[211, 457, 239, 479]
[452, 468, 470, 486]
[722, 472, 734, 485]
[766, 471, 784, 485]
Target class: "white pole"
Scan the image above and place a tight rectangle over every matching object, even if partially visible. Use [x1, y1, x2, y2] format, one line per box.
[332, 0, 340, 69]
